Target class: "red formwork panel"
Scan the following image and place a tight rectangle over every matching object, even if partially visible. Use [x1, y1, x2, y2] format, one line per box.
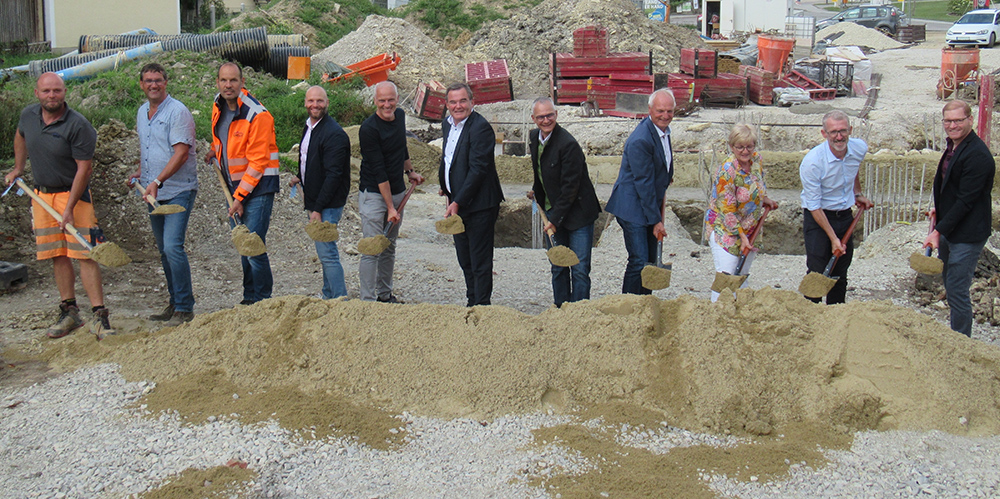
[679, 48, 718, 78]
[466, 59, 513, 104]
[574, 25, 608, 57]
[739, 65, 776, 105]
[550, 52, 652, 79]
[664, 73, 746, 102]
[778, 70, 836, 101]
[413, 80, 447, 121]
[553, 78, 590, 104]
[466, 59, 509, 81]
[586, 74, 654, 109]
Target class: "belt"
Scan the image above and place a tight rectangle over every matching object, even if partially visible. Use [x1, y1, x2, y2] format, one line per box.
[35, 185, 71, 194]
[823, 208, 854, 217]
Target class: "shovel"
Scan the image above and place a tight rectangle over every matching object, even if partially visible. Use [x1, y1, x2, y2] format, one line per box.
[640, 196, 672, 290]
[710, 206, 772, 293]
[798, 207, 866, 299]
[358, 182, 417, 255]
[131, 180, 185, 215]
[534, 201, 580, 267]
[10, 178, 131, 267]
[213, 159, 266, 257]
[909, 213, 943, 275]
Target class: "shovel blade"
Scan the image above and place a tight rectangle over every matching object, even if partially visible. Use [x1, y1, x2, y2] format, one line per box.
[799, 271, 837, 299]
[358, 234, 391, 255]
[435, 215, 465, 235]
[88, 242, 132, 268]
[231, 225, 266, 257]
[909, 251, 943, 275]
[710, 272, 748, 293]
[641, 264, 671, 290]
[546, 245, 580, 267]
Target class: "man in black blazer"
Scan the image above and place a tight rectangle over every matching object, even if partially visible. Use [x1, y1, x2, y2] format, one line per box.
[527, 97, 601, 306]
[438, 83, 504, 306]
[924, 100, 995, 337]
[290, 86, 351, 299]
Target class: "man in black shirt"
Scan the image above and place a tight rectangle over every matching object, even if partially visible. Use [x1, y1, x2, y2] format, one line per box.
[358, 81, 424, 302]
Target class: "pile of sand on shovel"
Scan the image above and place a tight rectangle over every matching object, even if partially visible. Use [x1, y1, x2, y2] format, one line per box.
[435, 215, 465, 235]
[358, 235, 391, 255]
[305, 220, 339, 242]
[799, 272, 837, 299]
[231, 225, 266, 257]
[909, 251, 944, 274]
[547, 245, 579, 267]
[641, 265, 671, 290]
[150, 204, 186, 216]
[88, 242, 131, 267]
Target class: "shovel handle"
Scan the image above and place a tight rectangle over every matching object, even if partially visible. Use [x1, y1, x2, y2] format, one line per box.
[382, 182, 418, 236]
[822, 206, 867, 277]
[14, 179, 94, 251]
[733, 206, 773, 274]
[213, 159, 243, 225]
[533, 200, 560, 250]
[132, 181, 162, 209]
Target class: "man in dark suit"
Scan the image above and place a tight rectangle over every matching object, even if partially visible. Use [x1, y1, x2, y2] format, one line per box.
[924, 100, 995, 337]
[527, 97, 601, 306]
[439, 83, 504, 306]
[290, 86, 351, 299]
[605, 89, 676, 294]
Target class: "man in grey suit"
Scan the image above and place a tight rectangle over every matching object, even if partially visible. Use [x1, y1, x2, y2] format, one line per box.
[439, 83, 504, 306]
[604, 89, 676, 294]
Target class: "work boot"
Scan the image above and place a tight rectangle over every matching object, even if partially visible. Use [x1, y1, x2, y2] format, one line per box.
[148, 304, 174, 321]
[47, 302, 83, 339]
[91, 308, 116, 340]
[164, 311, 194, 327]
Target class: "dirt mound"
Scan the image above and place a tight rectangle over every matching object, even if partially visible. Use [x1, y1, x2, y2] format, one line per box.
[41, 290, 1000, 439]
[817, 22, 906, 51]
[312, 15, 465, 93]
[459, 0, 707, 97]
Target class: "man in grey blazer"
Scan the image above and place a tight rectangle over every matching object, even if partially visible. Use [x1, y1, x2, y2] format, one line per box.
[438, 83, 504, 306]
[604, 89, 676, 294]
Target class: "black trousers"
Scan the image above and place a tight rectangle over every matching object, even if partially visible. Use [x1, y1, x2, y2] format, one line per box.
[803, 208, 855, 305]
[453, 206, 499, 306]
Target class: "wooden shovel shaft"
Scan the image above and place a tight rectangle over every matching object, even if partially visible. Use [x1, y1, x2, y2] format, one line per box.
[132, 181, 161, 208]
[923, 213, 937, 257]
[733, 206, 772, 275]
[822, 207, 866, 276]
[213, 158, 244, 225]
[14, 179, 93, 250]
[383, 182, 417, 236]
[533, 200, 560, 248]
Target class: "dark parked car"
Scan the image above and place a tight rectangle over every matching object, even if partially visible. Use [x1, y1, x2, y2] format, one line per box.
[816, 5, 902, 35]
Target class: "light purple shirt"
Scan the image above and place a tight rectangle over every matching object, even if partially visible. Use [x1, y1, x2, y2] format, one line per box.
[137, 94, 197, 200]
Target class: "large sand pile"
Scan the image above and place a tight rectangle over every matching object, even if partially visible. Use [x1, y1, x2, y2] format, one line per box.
[44, 290, 1000, 443]
[817, 22, 906, 51]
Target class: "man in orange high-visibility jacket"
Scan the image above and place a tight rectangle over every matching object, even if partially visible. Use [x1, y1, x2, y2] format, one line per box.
[206, 62, 280, 305]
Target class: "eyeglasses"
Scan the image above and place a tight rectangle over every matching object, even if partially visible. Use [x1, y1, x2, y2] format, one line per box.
[824, 128, 850, 137]
[943, 117, 969, 126]
[142, 78, 165, 85]
[533, 112, 556, 122]
[732, 144, 755, 151]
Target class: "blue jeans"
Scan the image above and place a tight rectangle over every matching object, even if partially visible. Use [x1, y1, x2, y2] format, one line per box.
[548, 213, 594, 306]
[149, 190, 196, 312]
[314, 206, 347, 299]
[617, 217, 658, 295]
[231, 192, 273, 304]
[939, 235, 987, 337]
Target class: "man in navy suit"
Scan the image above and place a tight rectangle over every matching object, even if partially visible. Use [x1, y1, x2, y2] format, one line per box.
[605, 89, 676, 294]
[290, 86, 351, 299]
[438, 83, 504, 306]
[924, 100, 995, 337]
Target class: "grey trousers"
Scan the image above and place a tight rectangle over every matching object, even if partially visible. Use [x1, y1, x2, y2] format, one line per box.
[939, 234, 987, 337]
[358, 190, 404, 301]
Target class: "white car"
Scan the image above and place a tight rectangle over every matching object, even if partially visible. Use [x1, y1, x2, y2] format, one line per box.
[946, 9, 1000, 48]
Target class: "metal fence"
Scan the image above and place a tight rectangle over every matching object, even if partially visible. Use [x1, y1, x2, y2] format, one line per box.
[861, 160, 935, 238]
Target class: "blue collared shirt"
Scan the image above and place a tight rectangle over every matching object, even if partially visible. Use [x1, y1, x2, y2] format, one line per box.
[799, 137, 867, 211]
[137, 94, 198, 200]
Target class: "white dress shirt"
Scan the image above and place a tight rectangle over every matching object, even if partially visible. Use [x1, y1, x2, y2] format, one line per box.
[443, 114, 469, 193]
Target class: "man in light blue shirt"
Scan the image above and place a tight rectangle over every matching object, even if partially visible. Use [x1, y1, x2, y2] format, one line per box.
[128, 62, 198, 326]
[799, 110, 873, 304]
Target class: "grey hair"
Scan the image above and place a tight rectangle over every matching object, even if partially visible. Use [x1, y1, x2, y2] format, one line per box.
[531, 97, 555, 116]
[373, 80, 398, 99]
[822, 110, 851, 129]
[648, 88, 676, 107]
[446, 82, 474, 101]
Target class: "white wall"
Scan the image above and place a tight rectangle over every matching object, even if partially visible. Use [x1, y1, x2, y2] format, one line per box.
[717, 0, 792, 35]
[49, 0, 180, 50]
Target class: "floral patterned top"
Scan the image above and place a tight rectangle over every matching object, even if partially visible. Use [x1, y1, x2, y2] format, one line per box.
[704, 152, 767, 256]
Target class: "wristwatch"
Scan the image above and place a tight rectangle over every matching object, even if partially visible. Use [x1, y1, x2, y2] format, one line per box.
[153, 178, 163, 188]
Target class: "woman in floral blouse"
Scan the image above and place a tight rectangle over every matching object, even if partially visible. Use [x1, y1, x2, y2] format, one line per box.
[705, 124, 779, 302]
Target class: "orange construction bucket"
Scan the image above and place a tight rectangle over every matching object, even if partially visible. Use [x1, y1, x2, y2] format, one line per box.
[938, 47, 980, 99]
[757, 35, 796, 75]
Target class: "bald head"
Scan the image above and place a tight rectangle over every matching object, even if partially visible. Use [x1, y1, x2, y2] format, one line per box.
[35, 72, 67, 114]
[305, 85, 329, 122]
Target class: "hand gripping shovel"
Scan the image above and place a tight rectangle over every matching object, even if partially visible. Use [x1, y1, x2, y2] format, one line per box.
[909, 213, 943, 275]
[640, 197, 672, 290]
[131, 180, 185, 215]
[358, 182, 417, 255]
[11, 178, 131, 267]
[213, 159, 266, 257]
[798, 207, 866, 299]
[533, 200, 580, 267]
[710, 206, 772, 293]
